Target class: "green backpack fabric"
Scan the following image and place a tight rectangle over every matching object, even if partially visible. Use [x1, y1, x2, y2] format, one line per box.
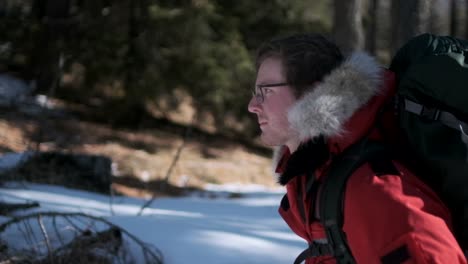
[295, 33, 468, 263]
[389, 33, 468, 249]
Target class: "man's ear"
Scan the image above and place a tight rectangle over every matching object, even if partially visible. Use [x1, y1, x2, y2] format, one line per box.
[296, 81, 318, 98]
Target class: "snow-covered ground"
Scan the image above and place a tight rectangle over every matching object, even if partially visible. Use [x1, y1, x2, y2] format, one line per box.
[0, 154, 305, 264]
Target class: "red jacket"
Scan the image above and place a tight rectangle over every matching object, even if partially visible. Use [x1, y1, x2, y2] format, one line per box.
[275, 53, 466, 263]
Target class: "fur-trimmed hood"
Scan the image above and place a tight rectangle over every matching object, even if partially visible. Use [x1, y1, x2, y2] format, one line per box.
[288, 52, 383, 141]
[273, 52, 387, 181]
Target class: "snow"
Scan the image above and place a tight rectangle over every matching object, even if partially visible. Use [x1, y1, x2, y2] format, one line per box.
[0, 74, 33, 100]
[0, 152, 33, 171]
[0, 153, 305, 264]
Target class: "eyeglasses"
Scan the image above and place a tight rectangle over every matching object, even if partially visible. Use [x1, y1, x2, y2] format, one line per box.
[251, 82, 289, 103]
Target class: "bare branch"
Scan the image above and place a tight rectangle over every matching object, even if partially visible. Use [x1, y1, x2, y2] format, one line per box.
[137, 118, 193, 216]
[37, 215, 54, 264]
[0, 212, 164, 264]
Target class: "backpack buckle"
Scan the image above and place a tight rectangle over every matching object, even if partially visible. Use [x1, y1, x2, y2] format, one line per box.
[451, 44, 462, 54]
[421, 106, 441, 120]
[308, 241, 334, 256]
[460, 124, 468, 135]
[460, 124, 468, 144]
[403, 98, 441, 121]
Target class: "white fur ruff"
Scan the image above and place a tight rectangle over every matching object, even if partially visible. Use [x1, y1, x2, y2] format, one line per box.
[288, 52, 383, 141]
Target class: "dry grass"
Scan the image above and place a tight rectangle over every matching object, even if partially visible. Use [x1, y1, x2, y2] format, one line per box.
[0, 104, 277, 198]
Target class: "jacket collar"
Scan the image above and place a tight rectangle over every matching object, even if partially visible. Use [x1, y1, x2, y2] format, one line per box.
[276, 137, 329, 185]
[274, 52, 386, 185]
[288, 52, 383, 141]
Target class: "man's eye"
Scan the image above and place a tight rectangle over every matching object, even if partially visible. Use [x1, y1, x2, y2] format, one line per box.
[263, 88, 273, 94]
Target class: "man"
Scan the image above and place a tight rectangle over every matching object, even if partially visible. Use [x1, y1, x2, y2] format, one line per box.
[248, 33, 466, 263]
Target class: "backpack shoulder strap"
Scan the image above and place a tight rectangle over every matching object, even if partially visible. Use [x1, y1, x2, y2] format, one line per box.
[319, 140, 389, 263]
[294, 140, 391, 263]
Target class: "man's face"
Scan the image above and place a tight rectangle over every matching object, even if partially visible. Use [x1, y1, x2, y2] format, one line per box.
[248, 57, 298, 147]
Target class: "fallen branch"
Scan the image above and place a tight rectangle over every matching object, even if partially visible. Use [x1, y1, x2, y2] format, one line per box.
[137, 118, 193, 216]
[0, 212, 164, 264]
[0, 201, 40, 215]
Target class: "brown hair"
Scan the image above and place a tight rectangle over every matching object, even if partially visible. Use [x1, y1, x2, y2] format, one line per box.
[256, 33, 344, 96]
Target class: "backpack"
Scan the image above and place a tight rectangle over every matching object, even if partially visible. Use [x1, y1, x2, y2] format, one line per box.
[295, 33, 468, 264]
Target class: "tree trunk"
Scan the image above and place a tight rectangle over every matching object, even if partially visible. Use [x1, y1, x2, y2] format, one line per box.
[46, 0, 70, 19]
[0, 1, 5, 16]
[451, 0, 467, 38]
[430, 0, 451, 35]
[376, 0, 392, 63]
[391, 0, 432, 55]
[333, 0, 365, 55]
[29, 0, 75, 93]
[126, 0, 137, 92]
[365, 0, 378, 55]
[364, 0, 392, 63]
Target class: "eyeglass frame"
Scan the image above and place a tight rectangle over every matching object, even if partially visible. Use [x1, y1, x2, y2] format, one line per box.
[251, 82, 289, 103]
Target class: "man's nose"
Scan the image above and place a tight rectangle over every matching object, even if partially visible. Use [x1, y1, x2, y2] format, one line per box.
[248, 96, 261, 114]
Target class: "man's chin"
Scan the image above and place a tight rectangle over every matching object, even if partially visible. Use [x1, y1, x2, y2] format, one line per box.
[260, 135, 282, 147]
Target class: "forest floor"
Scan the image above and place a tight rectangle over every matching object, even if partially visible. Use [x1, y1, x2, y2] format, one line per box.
[0, 98, 277, 198]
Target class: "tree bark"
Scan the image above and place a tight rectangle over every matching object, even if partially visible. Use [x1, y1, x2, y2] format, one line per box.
[391, 0, 432, 55]
[430, 0, 451, 35]
[451, 0, 467, 38]
[364, 0, 392, 63]
[333, 0, 365, 55]
[365, 0, 378, 54]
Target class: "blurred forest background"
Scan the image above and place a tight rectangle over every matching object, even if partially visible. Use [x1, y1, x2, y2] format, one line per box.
[0, 0, 467, 195]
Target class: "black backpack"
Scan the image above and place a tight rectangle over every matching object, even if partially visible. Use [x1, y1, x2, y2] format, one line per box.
[295, 33, 468, 264]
